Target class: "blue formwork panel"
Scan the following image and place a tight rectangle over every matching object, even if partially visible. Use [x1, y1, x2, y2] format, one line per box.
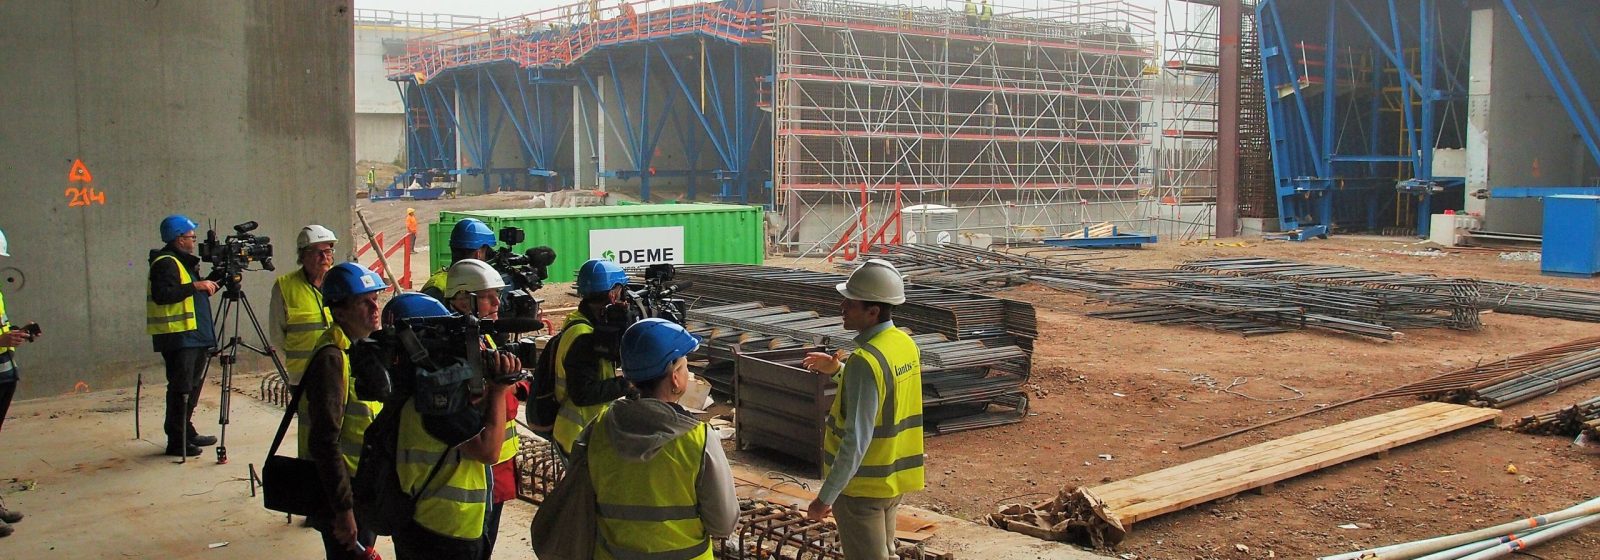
[1041, 233, 1158, 249]
[1542, 195, 1600, 277]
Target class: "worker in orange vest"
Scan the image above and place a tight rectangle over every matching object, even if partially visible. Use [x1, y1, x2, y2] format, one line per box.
[405, 208, 419, 255]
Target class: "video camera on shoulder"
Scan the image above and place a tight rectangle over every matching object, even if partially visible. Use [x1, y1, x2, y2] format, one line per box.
[485, 226, 557, 322]
[199, 221, 275, 278]
[626, 263, 690, 326]
[353, 313, 539, 412]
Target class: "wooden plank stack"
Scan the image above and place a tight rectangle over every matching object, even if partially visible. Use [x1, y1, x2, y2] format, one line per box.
[1062, 222, 1118, 239]
[988, 402, 1501, 547]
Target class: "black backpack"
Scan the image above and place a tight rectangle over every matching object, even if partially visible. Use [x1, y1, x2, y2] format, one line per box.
[526, 327, 568, 433]
[351, 400, 448, 536]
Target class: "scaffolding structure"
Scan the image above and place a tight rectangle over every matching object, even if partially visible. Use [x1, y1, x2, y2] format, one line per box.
[1154, 0, 1219, 239]
[382, 0, 1158, 252]
[774, 0, 1155, 255]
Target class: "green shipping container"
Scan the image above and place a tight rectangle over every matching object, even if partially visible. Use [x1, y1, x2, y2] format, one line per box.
[428, 203, 764, 283]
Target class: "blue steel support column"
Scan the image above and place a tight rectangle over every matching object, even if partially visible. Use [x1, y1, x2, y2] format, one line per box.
[1367, 54, 1384, 232]
[417, 83, 451, 171]
[1416, 0, 1435, 236]
[638, 49, 652, 201]
[487, 70, 540, 175]
[1522, 1, 1600, 160]
[1385, 0, 1420, 177]
[656, 43, 737, 196]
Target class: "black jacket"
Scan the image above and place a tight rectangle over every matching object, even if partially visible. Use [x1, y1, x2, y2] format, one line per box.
[148, 246, 220, 352]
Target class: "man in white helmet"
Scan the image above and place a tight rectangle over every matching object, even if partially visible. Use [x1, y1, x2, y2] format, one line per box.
[270, 225, 339, 384]
[801, 259, 925, 560]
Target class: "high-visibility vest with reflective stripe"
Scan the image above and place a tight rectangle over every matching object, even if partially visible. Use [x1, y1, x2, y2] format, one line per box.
[552, 311, 618, 454]
[0, 291, 14, 377]
[588, 410, 713, 560]
[823, 326, 925, 499]
[146, 254, 198, 335]
[276, 269, 332, 377]
[481, 335, 520, 465]
[397, 399, 490, 540]
[296, 325, 384, 474]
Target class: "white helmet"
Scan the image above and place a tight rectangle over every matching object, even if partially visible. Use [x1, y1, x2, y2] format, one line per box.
[446, 258, 507, 296]
[0, 228, 9, 257]
[836, 259, 906, 305]
[297, 225, 339, 250]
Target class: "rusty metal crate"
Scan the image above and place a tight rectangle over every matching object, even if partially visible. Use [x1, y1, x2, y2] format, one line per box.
[735, 347, 833, 467]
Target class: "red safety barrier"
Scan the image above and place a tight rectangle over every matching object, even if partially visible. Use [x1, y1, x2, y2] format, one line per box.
[354, 231, 416, 290]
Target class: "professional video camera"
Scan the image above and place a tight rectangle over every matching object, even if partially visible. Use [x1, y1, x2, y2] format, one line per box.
[199, 221, 275, 280]
[483, 227, 557, 322]
[352, 314, 541, 409]
[625, 263, 691, 326]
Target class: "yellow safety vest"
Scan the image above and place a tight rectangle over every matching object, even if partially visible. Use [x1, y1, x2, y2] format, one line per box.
[482, 335, 521, 465]
[964, 1, 976, 16]
[422, 269, 449, 297]
[146, 254, 198, 335]
[552, 311, 618, 454]
[979, 4, 992, 21]
[276, 269, 332, 378]
[397, 399, 490, 540]
[823, 326, 926, 499]
[0, 291, 15, 378]
[297, 325, 384, 474]
[588, 410, 713, 560]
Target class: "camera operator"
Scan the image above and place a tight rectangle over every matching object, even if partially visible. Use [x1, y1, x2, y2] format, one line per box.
[439, 259, 527, 560]
[147, 215, 223, 458]
[548, 258, 638, 456]
[0, 227, 38, 538]
[270, 225, 338, 383]
[420, 219, 495, 300]
[387, 302, 520, 559]
[298, 262, 388, 559]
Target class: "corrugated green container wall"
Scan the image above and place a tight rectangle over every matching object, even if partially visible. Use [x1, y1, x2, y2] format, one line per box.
[428, 204, 764, 283]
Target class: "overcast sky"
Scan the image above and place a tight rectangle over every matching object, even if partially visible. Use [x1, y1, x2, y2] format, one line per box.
[357, 0, 1169, 35]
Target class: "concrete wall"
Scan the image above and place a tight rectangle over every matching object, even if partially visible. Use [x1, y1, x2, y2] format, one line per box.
[355, 112, 405, 164]
[1468, 4, 1600, 234]
[0, 1, 353, 399]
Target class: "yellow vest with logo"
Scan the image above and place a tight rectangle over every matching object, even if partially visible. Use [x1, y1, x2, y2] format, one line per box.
[276, 269, 332, 378]
[588, 409, 713, 560]
[146, 254, 198, 335]
[296, 325, 384, 474]
[552, 311, 618, 454]
[823, 326, 926, 498]
[397, 399, 490, 540]
[0, 291, 15, 377]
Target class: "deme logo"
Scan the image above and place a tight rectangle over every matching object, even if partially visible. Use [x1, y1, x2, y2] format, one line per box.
[602, 249, 616, 261]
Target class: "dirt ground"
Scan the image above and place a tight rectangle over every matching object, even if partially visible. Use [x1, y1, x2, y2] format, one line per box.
[359, 193, 1600, 559]
[895, 238, 1600, 559]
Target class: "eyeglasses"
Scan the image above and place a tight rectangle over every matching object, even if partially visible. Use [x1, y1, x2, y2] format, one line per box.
[177, 234, 197, 240]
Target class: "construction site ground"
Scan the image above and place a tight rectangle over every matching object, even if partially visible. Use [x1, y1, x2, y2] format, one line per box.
[3, 193, 1592, 558]
[368, 193, 1600, 558]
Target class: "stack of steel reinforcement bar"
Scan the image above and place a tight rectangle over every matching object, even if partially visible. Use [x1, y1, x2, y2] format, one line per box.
[672, 264, 1037, 436]
[1181, 256, 1600, 323]
[1510, 395, 1600, 436]
[1374, 337, 1600, 406]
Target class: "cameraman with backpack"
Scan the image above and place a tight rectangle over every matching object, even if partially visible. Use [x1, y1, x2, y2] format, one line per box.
[548, 259, 638, 457]
[299, 263, 389, 559]
[439, 259, 528, 560]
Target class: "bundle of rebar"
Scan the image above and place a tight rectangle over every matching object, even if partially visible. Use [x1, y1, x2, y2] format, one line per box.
[1509, 395, 1600, 436]
[1319, 496, 1600, 560]
[1179, 257, 1481, 330]
[1374, 337, 1600, 401]
[1466, 348, 1600, 408]
[1181, 257, 1600, 324]
[675, 264, 1038, 350]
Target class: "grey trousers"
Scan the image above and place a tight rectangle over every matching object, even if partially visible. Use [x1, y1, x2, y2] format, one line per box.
[833, 494, 903, 560]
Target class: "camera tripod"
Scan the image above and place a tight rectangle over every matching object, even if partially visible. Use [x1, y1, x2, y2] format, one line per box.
[196, 277, 290, 464]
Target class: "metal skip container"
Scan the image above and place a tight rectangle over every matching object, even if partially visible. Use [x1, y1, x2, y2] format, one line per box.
[429, 203, 765, 282]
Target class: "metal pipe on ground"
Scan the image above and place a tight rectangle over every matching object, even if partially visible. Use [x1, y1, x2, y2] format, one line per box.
[1316, 496, 1600, 560]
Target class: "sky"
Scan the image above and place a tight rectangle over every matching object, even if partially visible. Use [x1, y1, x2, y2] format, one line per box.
[356, 0, 1169, 36]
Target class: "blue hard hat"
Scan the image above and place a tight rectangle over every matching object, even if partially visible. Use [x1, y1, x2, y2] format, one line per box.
[576, 259, 628, 297]
[450, 219, 496, 250]
[383, 292, 453, 327]
[160, 215, 198, 243]
[322, 262, 388, 304]
[620, 319, 701, 383]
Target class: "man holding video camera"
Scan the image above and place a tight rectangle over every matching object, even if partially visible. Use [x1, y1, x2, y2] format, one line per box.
[421, 219, 496, 300]
[0, 227, 39, 538]
[147, 215, 223, 458]
[549, 258, 638, 456]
